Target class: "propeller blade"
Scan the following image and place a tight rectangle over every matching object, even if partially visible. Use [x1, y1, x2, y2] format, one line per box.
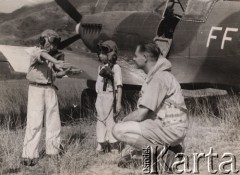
[58, 34, 81, 50]
[55, 0, 82, 23]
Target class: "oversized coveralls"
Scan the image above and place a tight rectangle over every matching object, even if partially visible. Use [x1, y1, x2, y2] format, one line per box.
[138, 57, 188, 147]
[95, 64, 122, 143]
[22, 47, 61, 159]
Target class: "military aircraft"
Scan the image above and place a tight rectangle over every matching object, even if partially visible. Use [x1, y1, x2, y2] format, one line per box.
[1, 0, 240, 92]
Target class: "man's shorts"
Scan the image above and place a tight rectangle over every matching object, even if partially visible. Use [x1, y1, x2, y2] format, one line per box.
[139, 114, 188, 146]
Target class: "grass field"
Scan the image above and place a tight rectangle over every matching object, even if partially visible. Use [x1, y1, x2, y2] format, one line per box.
[0, 79, 240, 174]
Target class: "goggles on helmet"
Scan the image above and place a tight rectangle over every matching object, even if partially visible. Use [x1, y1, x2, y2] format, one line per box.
[97, 44, 113, 55]
[46, 36, 61, 44]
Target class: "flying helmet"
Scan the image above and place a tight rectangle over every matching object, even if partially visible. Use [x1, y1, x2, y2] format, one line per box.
[39, 29, 61, 46]
[97, 40, 118, 64]
[97, 40, 118, 55]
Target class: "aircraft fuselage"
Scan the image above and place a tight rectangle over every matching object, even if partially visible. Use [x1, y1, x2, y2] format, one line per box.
[76, 0, 240, 90]
[170, 0, 240, 89]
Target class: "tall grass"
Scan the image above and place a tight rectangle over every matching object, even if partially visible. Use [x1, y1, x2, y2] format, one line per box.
[186, 94, 240, 126]
[0, 80, 28, 129]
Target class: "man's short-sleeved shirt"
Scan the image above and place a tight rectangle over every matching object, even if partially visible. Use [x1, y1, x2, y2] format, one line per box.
[26, 47, 55, 84]
[137, 68, 186, 117]
[95, 64, 122, 93]
[138, 72, 167, 112]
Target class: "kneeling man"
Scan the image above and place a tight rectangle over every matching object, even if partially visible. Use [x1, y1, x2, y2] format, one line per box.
[112, 43, 188, 170]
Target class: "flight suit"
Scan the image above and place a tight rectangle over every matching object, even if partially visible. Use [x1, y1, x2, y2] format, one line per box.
[95, 64, 122, 144]
[22, 47, 61, 159]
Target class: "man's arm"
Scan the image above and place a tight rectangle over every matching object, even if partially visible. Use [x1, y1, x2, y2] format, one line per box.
[122, 106, 150, 122]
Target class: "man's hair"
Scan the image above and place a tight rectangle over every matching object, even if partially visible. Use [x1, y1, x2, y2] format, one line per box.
[138, 43, 162, 60]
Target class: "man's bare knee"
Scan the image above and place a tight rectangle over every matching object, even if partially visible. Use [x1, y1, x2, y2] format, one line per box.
[112, 123, 125, 141]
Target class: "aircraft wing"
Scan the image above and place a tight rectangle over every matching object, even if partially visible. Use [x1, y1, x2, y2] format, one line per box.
[0, 45, 31, 73]
[0, 45, 144, 86]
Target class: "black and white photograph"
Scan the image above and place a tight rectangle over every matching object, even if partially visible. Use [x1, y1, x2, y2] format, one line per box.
[0, 0, 239, 174]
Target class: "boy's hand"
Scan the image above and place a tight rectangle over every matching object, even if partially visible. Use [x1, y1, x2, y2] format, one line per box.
[56, 67, 71, 78]
[54, 60, 69, 71]
[114, 107, 124, 123]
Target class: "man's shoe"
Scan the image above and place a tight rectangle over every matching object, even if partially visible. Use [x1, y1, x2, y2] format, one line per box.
[120, 144, 134, 157]
[117, 154, 142, 168]
[117, 145, 142, 168]
[117, 154, 132, 168]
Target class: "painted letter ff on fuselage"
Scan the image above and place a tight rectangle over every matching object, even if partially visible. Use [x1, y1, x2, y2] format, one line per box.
[207, 26, 238, 50]
[169, 0, 240, 89]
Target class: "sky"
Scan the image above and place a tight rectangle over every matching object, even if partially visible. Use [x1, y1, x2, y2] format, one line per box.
[0, 0, 53, 13]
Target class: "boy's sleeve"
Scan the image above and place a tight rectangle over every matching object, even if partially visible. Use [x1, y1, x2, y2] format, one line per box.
[37, 49, 49, 63]
[139, 77, 167, 112]
[27, 47, 47, 64]
[113, 64, 122, 87]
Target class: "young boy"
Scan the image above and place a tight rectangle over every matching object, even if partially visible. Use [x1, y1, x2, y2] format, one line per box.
[21, 29, 70, 166]
[95, 40, 123, 153]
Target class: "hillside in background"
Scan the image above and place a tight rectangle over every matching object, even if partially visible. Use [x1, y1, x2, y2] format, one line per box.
[0, 0, 96, 50]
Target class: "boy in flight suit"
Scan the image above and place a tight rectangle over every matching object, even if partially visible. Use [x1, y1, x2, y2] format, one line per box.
[95, 40, 123, 153]
[21, 29, 70, 166]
